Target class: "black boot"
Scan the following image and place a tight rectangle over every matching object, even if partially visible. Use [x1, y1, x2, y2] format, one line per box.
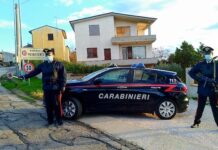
[191, 120, 201, 128]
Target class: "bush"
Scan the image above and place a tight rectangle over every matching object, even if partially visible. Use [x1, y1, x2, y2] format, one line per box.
[155, 63, 185, 82]
[29, 60, 106, 75]
[62, 61, 106, 74]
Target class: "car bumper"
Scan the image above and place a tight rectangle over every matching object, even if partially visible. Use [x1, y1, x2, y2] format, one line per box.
[176, 94, 189, 113]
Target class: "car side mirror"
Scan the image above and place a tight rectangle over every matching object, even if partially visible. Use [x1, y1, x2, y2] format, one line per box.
[93, 78, 102, 85]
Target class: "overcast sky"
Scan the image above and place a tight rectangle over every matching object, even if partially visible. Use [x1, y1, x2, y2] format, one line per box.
[0, 0, 218, 55]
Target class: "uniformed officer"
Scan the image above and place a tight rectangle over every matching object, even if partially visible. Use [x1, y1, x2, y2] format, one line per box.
[189, 46, 218, 128]
[19, 48, 67, 126]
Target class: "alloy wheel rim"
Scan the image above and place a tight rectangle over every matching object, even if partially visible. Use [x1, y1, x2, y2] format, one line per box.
[159, 101, 175, 118]
[63, 101, 76, 118]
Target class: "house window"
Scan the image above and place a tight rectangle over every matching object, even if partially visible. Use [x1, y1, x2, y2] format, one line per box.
[48, 34, 54, 40]
[116, 26, 130, 37]
[132, 46, 146, 59]
[89, 25, 100, 36]
[87, 48, 97, 58]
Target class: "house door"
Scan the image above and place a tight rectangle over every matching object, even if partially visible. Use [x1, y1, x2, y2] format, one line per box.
[122, 47, 132, 59]
[104, 48, 111, 60]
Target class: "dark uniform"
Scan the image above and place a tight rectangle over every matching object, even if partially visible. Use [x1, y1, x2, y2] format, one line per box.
[189, 46, 218, 128]
[21, 49, 67, 126]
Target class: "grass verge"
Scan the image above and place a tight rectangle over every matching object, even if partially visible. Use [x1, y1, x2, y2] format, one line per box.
[0, 75, 43, 103]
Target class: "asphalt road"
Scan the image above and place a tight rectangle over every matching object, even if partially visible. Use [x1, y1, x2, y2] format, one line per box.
[0, 86, 142, 150]
[79, 100, 218, 150]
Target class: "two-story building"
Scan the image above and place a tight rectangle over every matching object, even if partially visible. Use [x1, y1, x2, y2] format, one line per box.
[70, 12, 158, 66]
[29, 25, 70, 62]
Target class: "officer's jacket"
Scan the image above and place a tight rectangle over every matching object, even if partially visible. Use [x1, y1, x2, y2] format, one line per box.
[24, 61, 67, 91]
[189, 60, 218, 96]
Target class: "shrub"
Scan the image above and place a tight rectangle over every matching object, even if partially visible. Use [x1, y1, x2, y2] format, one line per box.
[155, 63, 185, 82]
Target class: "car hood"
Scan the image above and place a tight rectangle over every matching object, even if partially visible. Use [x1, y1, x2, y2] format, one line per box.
[66, 79, 87, 86]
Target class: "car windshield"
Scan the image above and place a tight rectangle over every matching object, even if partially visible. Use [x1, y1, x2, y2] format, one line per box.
[81, 68, 109, 81]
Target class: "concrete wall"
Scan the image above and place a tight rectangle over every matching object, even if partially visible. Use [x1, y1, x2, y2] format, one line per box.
[74, 16, 119, 62]
[32, 26, 69, 62]
[186, 67, 198, 98]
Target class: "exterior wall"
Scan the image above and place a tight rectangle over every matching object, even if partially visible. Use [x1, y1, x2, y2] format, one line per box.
[186, 67, 198, 98]
[74, 16, 119, 62]
[31, 26, 69, 62]
[65, 46, 70, 62]
[0, 52, 14, 63]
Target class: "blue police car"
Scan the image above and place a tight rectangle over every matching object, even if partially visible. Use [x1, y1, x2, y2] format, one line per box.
[62, 64, 189, 120]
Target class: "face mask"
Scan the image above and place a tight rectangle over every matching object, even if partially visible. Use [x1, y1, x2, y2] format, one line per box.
[204, 54, 213, 62]
[46, 56, 53, 62]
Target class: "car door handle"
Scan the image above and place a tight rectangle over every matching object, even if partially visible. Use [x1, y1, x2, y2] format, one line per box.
[117, 86, 127, 89]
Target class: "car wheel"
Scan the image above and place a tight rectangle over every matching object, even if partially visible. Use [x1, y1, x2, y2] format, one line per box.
[62, 97, 82, 120]
[156, 99, 177, 120]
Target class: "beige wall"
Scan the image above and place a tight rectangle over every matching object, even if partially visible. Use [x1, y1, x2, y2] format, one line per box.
[31, 26, 69, 62]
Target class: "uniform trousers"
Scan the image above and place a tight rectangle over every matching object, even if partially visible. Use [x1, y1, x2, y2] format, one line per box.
[44, 90, 62, 124]
[195, 94, 218, 126]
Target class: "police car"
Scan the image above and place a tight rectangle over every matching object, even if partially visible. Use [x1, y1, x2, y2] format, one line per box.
[62, 63, 189, 120]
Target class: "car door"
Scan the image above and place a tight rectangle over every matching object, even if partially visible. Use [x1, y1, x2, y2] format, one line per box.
[127, 69, 163, 112]
[84, 68, 131, 111]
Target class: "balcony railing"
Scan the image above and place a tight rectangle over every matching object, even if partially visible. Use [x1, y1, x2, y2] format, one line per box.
[111, 35, 156, 45]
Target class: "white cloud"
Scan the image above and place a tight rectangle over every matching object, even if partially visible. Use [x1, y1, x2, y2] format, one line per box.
[0, 20, 13, 28]
[58, 0, 73, 6]
[136, 0, 218, 55]
[0, 20, 28, 29]
[57, 5, 110, 25]
[65, 31, 75, 49]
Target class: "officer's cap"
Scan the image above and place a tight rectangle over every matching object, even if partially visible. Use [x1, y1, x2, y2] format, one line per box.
[43, 48, 54, 55]
[202, 46, 214, 55]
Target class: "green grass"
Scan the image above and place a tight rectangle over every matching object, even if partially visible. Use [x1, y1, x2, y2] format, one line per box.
[1, 76, 43, 102]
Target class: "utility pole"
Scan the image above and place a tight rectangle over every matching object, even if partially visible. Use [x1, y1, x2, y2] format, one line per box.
[14, 0, 22, 74]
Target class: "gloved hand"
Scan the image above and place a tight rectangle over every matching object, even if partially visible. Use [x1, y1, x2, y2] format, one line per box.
[60, 87, 65, 93]
[18, 75, 25, 80]
[206, 78, 216, 87]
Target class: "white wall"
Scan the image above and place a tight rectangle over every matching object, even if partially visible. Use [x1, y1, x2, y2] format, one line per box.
[74, 16, 119, 62]
[186, 68, 198, 98]
[146, 44, 153, 58]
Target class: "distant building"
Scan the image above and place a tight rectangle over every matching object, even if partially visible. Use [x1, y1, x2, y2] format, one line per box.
[29, 25, 70, 62]
[69, 51, 77, 63]
[70, 12, 158, 66]
[0, 51, 15, 66]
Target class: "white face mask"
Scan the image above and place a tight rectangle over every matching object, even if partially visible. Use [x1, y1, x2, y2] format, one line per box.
[46, 56, 54, 62]
[204, 54, 213, 62]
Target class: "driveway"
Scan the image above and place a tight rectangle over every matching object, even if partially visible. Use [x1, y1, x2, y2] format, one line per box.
[79, 100, 218, 150]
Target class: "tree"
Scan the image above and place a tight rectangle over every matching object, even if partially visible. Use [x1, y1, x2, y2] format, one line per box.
[167, 53, 175, 64]
[173, 41, 202, 69]
[152, 47, 170, 60]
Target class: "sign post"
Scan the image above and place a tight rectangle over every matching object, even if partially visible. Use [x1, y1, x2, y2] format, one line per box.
[20, 48, 45, 85]
[23, 62, 34, 85]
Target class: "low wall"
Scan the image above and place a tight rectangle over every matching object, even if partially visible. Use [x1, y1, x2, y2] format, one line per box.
[186, 67, 198, 98]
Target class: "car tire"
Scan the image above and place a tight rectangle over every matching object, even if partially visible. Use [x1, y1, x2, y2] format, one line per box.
[155, 99, 177, 120]
[62, 97, 82, 120]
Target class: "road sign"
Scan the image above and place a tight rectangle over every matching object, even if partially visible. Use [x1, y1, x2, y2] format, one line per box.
[21, 48, 45, 60]
[23, 63, 34, 73]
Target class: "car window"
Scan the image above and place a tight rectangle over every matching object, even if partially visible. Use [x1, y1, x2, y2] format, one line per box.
[82, 68, 108, 81]
[98, 69, 130, 84]
[133, 70, 157, 83]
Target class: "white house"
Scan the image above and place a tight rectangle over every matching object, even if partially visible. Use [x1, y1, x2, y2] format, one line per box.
[70, 12, 158, 66]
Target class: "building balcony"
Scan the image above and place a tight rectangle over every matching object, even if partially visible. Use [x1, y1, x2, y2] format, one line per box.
[79, 57, 158, 66]
[111, 35, 156, 45]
